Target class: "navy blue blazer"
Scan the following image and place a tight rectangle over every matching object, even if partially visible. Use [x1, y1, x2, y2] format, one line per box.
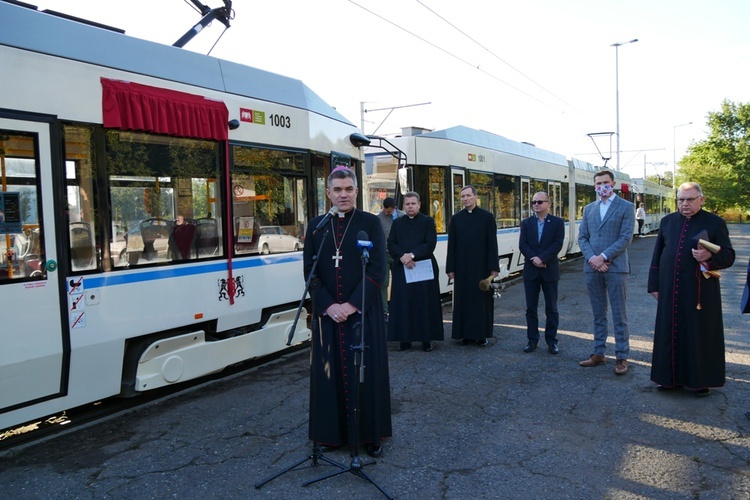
[519, 213, 565, 281]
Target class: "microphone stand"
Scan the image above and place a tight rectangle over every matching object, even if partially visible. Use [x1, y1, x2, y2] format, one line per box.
[255, 225, 346, 490]
[302, 243, 393, 499]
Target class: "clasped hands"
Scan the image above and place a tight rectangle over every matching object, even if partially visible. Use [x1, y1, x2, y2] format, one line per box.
[588, 254, 609, 273]
[327, 302, 357, 323]
[530, 256, 547, 268]
[400, 253, 416, 269]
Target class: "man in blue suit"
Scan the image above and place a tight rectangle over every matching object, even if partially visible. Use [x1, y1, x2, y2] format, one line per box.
[519, 192, 565, 354]
[578, 169, 635, 375]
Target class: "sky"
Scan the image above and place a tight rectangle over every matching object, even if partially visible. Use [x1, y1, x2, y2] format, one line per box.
[29, 0, 750, 180]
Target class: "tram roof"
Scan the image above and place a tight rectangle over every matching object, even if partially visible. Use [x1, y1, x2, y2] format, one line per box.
[418, 126, 569, 166]
[0, 1, 353, 126]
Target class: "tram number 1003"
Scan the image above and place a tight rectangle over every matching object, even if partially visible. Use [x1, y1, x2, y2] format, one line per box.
[269, 114, 291, 128]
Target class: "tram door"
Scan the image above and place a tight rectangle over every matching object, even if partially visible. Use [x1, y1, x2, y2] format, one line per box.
[451, 168, 465, 216]
[0, 117, 65, 415]
[520, 178, 531, 220]
[549, 182, 562, 218]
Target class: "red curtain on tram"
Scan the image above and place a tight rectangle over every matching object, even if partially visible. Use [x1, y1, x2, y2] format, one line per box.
[100, 77, 228, 141]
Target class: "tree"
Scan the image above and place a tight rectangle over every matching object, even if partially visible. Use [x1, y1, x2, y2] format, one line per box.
[679, 99, 750, 212]
[646, 170, 673, 188]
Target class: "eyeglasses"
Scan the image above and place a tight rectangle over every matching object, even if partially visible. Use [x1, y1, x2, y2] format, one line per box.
[531, 200, 548, 205]
[677, 196, 700, 204]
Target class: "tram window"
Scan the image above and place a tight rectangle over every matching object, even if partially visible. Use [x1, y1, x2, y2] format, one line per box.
[468, 171, 493, 217]
[427, 167, 446, 233]
[494, 174, 518, 228]
[365, 154, 399, 214]
[231, 145, 307, 255]
[105, 130, 223, 267]
[63, 125, 98, 272]
[0, 131, 45, 282]
[644, 194, 659, 216]
[312, 153, 330, 217]
[561, 183, 570, 220]
[470, 173, 492, 201]
[576, 183, 597, 220]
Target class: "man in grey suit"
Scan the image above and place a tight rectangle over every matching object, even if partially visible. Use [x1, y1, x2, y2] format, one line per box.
[578, 169, 635, 375]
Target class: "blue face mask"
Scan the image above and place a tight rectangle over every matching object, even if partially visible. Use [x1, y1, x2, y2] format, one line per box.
[595, 184, 614, 198]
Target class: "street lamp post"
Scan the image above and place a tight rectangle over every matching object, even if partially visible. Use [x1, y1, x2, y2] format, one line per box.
[672, 122, 693, 189]
[612, 38, 638, 170]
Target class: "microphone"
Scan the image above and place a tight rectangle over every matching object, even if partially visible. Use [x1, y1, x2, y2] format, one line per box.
[312, 206, 338, 235]
[357, 230, 372, 259]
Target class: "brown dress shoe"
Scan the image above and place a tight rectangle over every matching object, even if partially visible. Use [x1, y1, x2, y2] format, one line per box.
[614, 359, 629, 375]
[579, 354, 606, 367]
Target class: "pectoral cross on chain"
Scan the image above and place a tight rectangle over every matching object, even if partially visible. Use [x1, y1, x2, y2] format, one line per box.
[332, 250, 342, 268]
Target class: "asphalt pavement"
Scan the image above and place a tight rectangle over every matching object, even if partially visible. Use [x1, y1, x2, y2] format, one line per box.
[2, 224, 750, 499]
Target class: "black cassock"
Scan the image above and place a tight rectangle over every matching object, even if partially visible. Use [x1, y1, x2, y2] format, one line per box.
[303, 208, 392, 447]
[386, 213, 444, 343]
[445, 207, 499, 340]
[647, 209, 735, 389]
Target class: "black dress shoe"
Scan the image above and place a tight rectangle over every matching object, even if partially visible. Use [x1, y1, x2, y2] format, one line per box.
[460, 339, 471, 346]
[397, 342, 412, 351]
[523, 342, 537, 353]
[548, 343, 559, 355]
[476, 339, 489, 347]
[422, 342, 433, 352]
[366, 443, 383, 458]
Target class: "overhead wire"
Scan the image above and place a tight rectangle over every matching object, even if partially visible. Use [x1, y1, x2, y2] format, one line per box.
[348, 0, 565, 113]
[415, 0, 579, 114]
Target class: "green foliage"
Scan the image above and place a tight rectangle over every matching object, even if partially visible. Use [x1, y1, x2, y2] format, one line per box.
[679, 100, 750, 212]
[646, 170, 673, 188]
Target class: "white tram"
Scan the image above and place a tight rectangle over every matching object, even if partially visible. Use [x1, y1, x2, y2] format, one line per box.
[364, 126, 671, 292]
[0, 2, 370, 431]
[631, 177, 676, 234]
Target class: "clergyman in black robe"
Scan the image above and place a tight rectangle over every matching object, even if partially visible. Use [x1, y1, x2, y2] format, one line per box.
[303, 166, 392, 456]
[386, 192, 444, 351]
[445, 185, 499, 345]
[647, 182, 735, 395]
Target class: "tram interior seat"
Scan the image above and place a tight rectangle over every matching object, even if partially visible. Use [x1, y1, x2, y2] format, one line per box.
[195, 217, 219, 257]
[70, 222, 94, 270]
[169, 218, 197, 261]
[140, 218, 171, 261]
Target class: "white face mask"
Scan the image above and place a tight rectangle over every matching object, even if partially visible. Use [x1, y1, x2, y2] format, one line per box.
[595, 184, 614, 198]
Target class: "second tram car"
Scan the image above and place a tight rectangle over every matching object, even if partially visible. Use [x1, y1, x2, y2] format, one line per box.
[364, 126, 672, 292]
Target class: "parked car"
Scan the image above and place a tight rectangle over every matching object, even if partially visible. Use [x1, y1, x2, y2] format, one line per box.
[257, 226, 301, 254]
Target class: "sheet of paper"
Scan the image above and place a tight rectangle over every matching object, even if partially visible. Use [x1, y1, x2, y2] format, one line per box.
[405, 259, 434, 283]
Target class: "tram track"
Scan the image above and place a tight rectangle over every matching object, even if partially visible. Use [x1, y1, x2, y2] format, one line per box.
[0, 342, 309, 454]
